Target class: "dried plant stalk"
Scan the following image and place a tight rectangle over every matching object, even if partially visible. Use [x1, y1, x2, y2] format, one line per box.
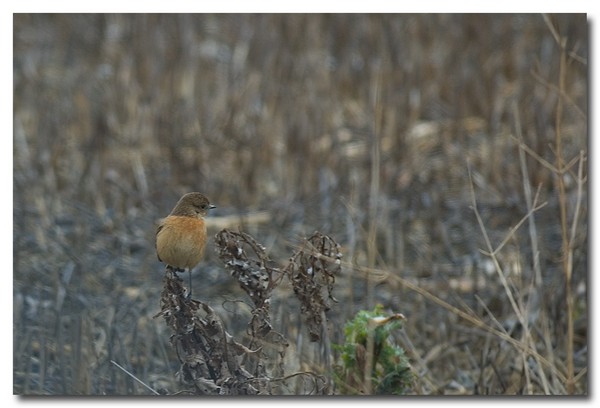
[214, 229, 285, 340]
[155, 230, 338, 395]
[284, 232, 341, 342]
[154, 267, 262, 395]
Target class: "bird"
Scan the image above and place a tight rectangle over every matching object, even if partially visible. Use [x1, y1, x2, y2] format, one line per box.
[156, 192, 216, 296]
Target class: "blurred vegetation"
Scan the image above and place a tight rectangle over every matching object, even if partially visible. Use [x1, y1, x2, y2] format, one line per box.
[13, 14, 587, 395]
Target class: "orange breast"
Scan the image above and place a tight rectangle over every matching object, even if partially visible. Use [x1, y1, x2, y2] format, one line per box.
[156, 216, 207, 270]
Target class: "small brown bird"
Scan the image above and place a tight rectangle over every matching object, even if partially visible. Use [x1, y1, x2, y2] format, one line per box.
[156, 192, 216, 295]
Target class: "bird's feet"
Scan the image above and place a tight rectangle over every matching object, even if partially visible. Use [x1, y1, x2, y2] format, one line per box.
[165, 266, 191, 298]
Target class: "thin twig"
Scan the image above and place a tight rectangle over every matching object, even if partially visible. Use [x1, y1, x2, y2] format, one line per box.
[568, 151, 586, 248]
[542, 14, 561, 45]
[513, 101, 543, 286]
[110, 360, 160, 395]
[476, 193, 546, 258]
[509, 135, 580, 177]
[468, 165, 524, 324]
[468, 165, 551, 393]
[530, 69, 586, 120]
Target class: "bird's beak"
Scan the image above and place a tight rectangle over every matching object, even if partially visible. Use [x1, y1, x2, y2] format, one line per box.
[209, 204, 217, 210]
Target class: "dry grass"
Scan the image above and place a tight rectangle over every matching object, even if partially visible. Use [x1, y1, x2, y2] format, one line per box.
[13, 14, 587, 395]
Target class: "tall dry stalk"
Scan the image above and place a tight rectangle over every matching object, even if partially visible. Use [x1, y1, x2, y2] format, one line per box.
[364, 62, 386, 395]
[555, 37, 575, 397]
[541, 14, 588, 394]
[543, 14, 574, 395]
